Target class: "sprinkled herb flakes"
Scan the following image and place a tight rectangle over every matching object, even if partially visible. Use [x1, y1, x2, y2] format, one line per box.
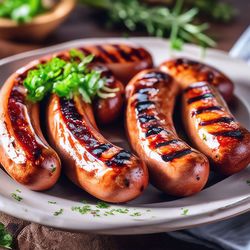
[11, 193, 22, 202]
[48, 201, 57, 205]
[181, 208, 189, 216]
[54, 209, 63, 216]
[96, 202, 110, 209]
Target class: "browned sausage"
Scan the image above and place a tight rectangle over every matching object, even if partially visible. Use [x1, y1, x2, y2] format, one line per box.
[0, 61, 61, 191]
[181, 81, 250, 175]
[160, 58, 234, 103]
[80, 44, 153, 84]
[0, 43, 152, 193]
[126, 70, 209, 196]
[46, 94, 148, 203]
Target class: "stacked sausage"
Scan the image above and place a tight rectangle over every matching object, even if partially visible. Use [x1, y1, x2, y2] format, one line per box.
[0, 44, 250, 203]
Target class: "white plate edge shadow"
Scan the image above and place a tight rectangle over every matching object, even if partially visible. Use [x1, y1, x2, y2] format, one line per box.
[0, 37, 249, 234]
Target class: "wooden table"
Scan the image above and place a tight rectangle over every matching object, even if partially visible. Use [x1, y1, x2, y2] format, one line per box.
[0, 1, 249, 249]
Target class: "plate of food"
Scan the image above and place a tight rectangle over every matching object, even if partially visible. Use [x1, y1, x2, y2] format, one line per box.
[0, 37, 249, 235]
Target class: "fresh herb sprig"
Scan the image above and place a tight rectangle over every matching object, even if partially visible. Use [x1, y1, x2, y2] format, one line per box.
[0, 0, 46, 23]
[81, 0, 215, 50]
[0, 223, 13, 249]
[23, 49, 118, 103]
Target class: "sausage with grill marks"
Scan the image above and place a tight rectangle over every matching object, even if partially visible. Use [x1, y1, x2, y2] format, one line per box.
[0, 43, 152, 191]
[126, 70, 209, 196]
[0, 61, 61, 191]
[182, 82, 250, 175]
[79, 43, 153, 84]
[46, 94, 148, 202]
[160, 58, 234, 103]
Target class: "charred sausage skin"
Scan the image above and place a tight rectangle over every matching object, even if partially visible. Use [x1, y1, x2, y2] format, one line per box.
[0, 62, 61, 191]
[47, 94, 148, 203]
[0, 43, 152, 192]
[160, 58, 234, 103]
[182, 82, 250, 175]
[126, 70, 209, 196]
[80, 44, 153, 83]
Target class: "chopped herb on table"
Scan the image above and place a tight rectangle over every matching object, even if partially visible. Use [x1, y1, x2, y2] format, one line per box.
[23, 49, 118, 103]
[0, 223, 13, 249]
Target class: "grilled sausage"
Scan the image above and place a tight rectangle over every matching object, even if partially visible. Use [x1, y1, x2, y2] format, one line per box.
[182, 82, 250, 175]
[126, 70, 209, 196]
[80, 44, 153, 84]
[0, 43, 152, 191]
[0, 61, 61, 191]
[46, 94, 148, 202]
[160, 58, 234, 103]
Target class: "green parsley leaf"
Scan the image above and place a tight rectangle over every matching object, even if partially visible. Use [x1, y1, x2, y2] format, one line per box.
[48, 201, 57, 204]
[246, 180, 250, 186]
[23, 49, 118, 103]
[0, 0, 46, 23]
[130, 212, 142, 217]
[11, 193, 22, 202]
[53, 209, 63, 216]
[96, 202, 110, 209]
[181, 208, 189, 216]
[0, 223, 13, 249]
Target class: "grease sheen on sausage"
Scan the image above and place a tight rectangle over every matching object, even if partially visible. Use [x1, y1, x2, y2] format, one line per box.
[46, 94, 148, 202]
[0, 61, 61, 190]
[160, 58, 234, 103]
[182, 82, 250, 175]
[126, 70, 209, 196]
[0, 43, 152, 191]
[79, 44, 153, 84]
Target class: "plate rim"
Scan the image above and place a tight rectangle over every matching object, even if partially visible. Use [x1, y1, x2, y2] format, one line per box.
[0, 37, 249, 235]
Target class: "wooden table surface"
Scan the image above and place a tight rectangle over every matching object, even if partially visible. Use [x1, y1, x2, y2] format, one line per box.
[0, 1, 249, 250]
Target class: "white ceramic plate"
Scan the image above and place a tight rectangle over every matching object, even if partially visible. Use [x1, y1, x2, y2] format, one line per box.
[0, 38, 249, 235]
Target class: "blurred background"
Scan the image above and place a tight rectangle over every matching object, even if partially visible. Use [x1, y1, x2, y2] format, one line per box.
[0, 0, 249, 58]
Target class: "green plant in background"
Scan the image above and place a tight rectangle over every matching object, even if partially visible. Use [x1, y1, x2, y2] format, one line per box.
[80, 0, 235, 50]
[0, 223, 12, 249]
[0, 0, 46, 23]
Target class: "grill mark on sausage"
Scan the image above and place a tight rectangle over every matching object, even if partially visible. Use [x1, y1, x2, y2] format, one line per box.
[155, 139, 180, 148]
[60, 98, 130, 167]
[135, 101, 155, 113]
[130, 47, 144, 60]
[60, 98, 99, 148]
[199, 117, 234, 126]
[146, 126, 164, 137]
[138, 114, 157, 124]
[96, 45, 119, 63]
[8, 86, 43, 161]
[112, 44, 133, 62]
[211, 130, 244, 139]
[162, 149, 192, 162]
[91, 144, 112, 157]
[191, 106, 223, 116]
[184, 82, 207, 93]
[187, 93, 214, 104]
[106, 150, 132, 167]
